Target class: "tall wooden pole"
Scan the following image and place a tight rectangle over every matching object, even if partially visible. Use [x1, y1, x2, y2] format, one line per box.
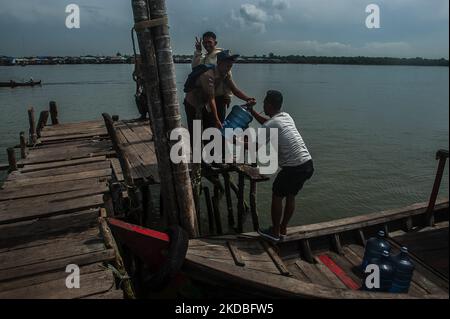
[131, 0, 198, 237]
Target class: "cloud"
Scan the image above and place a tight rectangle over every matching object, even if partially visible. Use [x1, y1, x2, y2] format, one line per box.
[231, 0, 289, 33]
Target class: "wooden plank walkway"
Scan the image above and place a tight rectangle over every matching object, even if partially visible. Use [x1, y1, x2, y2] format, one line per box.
[0, 118, 131, 299]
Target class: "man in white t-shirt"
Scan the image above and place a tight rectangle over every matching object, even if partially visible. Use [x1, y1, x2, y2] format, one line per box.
[249, 90, 314, 242]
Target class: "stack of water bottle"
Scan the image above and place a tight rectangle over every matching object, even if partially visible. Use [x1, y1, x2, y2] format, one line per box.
[361, 230, 415, 293]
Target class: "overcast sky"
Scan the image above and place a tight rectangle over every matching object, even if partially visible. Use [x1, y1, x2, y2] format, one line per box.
[0, 0, 448, 58]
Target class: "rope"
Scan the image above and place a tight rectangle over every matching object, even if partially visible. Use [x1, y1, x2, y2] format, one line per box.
[102, 264, 131, 289]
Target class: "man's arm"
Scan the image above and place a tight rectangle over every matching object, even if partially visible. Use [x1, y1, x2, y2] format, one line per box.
[249, 108, 269, 125]
[227, 77, 255, 103]
[208, 97, 223, 129]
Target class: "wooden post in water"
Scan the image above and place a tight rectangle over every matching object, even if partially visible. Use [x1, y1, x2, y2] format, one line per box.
[131, 0, 198, 237]
[249, 180, 259, 231]
[237, 173, 245, 233]
[27, 107, 37, 145]
[49, 101, 59, 125]
[426, 149, 449, 226]
[7, 148, 17, 172]
[19, 132, 27, 159]
[36, 110, 49, 137]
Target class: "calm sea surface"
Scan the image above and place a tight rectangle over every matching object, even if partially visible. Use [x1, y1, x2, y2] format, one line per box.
[0, 64, 448, 226]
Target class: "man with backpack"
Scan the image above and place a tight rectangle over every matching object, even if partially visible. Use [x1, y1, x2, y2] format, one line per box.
[184, 50, 256, 139]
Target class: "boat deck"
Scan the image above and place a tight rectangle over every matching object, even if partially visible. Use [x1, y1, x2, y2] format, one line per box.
[0, 115, 146, 298]
[185, 219, 449, 298]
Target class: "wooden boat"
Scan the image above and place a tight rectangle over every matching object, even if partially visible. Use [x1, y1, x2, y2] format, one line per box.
[108, 150, 448, 298]
[183, 199, 449, 299]
[0, 80, 42, 88]
[109, 199, 448, 299]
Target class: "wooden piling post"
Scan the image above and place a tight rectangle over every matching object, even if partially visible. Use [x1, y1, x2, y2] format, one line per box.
[49, 101, 59, 125]
[131, 0, 198, 237]
[203, 187, 215, 235]
[212, 185, 223, 235]
[426, 149, 449, 226]
[223, 172, 235, 227]
[36, 110, 49, 137]
[19, 132, 27, 159]
[7, 148, 17, 172]
[249, 180, 259, 231]
[28, 107, 37, 145]
[237, 173, 245, 233]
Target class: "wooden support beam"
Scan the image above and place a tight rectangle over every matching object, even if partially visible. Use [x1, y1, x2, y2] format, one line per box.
[36, 110, 49, 137]
[426, 149, 448, 226]
[49, 101, 59, 125]
[203, 186, 215, 235]
[212, 185, 223, 235]
[237, 173, 245, 233]
[300, 239, 314, 263]
[7, 148, 17, 172]
[131, 0, 198, 237]
[331, 233, 344, 255]
[223, 172, 235, 227]
[99, 217, 135, 299]
[19, 132, 27, 159]
[27, 107, 37, 144]
[356, 229, 366, 246]
[249, 180, 259, 231]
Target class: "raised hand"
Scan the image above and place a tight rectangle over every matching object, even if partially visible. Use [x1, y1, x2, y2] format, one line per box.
[195, 36, 202, 52]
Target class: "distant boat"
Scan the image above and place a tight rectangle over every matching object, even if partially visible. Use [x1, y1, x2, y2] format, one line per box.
[0, 80, 42, 88]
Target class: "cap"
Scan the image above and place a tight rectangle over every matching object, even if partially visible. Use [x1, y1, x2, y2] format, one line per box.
[217, 50, 240, 62]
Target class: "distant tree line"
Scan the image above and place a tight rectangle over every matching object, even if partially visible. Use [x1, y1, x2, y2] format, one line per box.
[173, 54, 449, 67]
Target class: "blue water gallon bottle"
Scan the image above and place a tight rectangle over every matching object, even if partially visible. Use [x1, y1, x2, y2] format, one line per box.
[368, 250, 395, 292]
[221, 105, 253, 139]
[361, 230, 391, 270]
[390, 247, 415, 293]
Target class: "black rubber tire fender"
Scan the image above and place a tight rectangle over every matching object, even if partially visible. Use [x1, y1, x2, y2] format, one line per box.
[145, 225, 189, 291]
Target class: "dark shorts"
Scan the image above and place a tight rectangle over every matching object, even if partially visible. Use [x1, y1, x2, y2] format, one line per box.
[273, 160, 314, 197]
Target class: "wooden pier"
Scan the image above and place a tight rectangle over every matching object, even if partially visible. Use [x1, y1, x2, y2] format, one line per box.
[0, 106, 140, 299]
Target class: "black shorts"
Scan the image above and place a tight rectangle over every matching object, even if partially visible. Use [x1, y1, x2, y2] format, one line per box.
[273, 160, 314, 197]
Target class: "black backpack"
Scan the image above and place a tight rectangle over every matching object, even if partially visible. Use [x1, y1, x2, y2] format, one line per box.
[183, 64, 215, 93]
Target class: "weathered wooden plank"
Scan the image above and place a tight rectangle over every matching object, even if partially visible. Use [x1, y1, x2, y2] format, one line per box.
[2, 169, 111, 188]
[0, 249, 115, 282]
[0, 227, 100, 253]
[260, 241, 291, 276]
[40, 126, 106, 138]
[0, 209, 99, 244]
[0, 178, 106, 201]
[110, 158, 124, 182]
[13, 161, 111, 179]
[19, 156, 107, 173]
[0, 187, 108, 213]
[41, 120, 104, 131]
[0, 194, 104, 225]
[278, 201, 449, 242]
[294, 260, 333, 287]
[0, 269, 115, 299]
[0, 232, 106, 270]
[0, 263, 104, 292]
[227, 241, 245, 267]
[314, 256, 348, 289]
